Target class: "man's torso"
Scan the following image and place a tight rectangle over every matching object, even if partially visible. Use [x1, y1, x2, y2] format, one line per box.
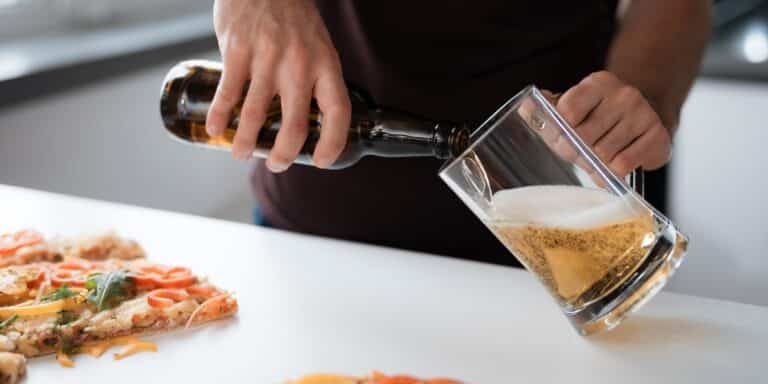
[253, 0, 619, 265]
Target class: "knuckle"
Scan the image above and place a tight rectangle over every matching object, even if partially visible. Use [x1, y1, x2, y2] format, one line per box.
[285, 43, 310, 65]
[571, 81, 592, 97]
[631, 123, 648, 138]
[290, 68, 311, 86]
[592, 144, 609, 160]
[241, 104, 266, 122]
[207, 104, 228, 118]
[576, 123, 602, 145]
[282, 62, 311, 85]
[224, 36, 249, 55]
[317, 49, 342, 69]
[617, 86, 642, 104]
[281, 118, 309, 134]
[557, 96, 581, 121]
[216, 89, 238, 103]
[257, 38, 280, 61]
[614, 153, 635, 171]
[324, 98, 352, 117]
[587, 71, 614, 85]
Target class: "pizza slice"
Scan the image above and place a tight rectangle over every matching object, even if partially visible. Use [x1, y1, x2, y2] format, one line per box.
[50, 232, 146, 261]
[0, 258, 237, 382]
[289, 371, 463, 384]
[0, 230, 145, 269]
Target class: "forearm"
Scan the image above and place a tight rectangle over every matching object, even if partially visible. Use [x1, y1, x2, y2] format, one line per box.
[606, 0, 712, 132]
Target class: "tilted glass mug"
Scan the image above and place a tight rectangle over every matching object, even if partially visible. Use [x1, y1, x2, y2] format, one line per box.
[439, 86, 688, 335]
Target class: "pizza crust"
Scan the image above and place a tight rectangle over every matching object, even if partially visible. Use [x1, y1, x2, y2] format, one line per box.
[0, 352, 25, 384]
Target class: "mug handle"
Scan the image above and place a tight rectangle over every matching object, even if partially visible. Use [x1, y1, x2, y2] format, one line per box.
[629, 168, 645, 197]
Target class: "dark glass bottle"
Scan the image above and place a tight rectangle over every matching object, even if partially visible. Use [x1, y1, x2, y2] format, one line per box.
[160, 60, 470, 169]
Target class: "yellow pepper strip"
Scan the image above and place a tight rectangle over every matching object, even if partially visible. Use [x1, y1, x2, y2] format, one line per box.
[112, 341, 157, 360]
[56, 351, 75, 368]
[0, 297, 84, 318]
[109, 336, 140, 346]
[79, 341, 111, 358]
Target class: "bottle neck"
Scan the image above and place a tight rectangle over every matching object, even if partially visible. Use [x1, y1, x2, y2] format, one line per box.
[361, 110, 469, 159]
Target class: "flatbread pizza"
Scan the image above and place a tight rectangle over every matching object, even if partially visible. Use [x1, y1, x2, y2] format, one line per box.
[0, 230, 145, 268]
[0, 229, 237, 383]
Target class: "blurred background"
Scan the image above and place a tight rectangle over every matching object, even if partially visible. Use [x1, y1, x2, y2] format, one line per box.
[0, 1, 766, 305]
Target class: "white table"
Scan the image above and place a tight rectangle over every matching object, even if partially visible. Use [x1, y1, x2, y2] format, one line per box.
[0, 184, 765, 383]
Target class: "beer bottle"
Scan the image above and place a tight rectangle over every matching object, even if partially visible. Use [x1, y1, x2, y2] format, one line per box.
[160, 60, 470, 169]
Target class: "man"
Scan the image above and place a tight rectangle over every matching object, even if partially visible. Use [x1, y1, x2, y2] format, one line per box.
[206, 0, 711, 265]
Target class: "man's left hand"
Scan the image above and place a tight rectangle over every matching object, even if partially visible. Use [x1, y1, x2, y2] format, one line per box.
[556, 71, 673, 177]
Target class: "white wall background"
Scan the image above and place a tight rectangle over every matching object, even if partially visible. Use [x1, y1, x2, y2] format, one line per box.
[0, 57, 766, 306]
[0, 53, 254, 224]
[667, 79, 768, 306]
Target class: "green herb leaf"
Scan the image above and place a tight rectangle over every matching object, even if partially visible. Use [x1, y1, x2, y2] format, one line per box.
[84, 274, 99, 290]
[41, 285, 76, 303]
[85, 271, 135, 311]
[0, 315, 18, 331]
[56, 310, 78, 326]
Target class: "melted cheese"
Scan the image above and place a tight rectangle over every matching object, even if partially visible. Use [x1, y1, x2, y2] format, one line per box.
[79, 341, 111, 358]
[112, 341, 157, 360]
[78, 336, 157, 361]
[56, 351, 75, 368]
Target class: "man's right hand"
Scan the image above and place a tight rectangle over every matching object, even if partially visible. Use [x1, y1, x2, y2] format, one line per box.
[208, 0, 351, 171]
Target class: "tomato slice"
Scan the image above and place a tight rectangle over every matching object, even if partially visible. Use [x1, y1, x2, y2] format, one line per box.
[370, 372, 461, 384]
[147, 289, 190, 309]
[56, 260, 99, 271]
[154, 275, 197, 289]
[0, 229, 44, 256]
[51, 270, 88, 287]
[185, 285, 219, 298]
[50, 259, 101, 287]
[376, 376, 423, 384]
[129, 264, 196, 289]
[26, 266, 48, 289]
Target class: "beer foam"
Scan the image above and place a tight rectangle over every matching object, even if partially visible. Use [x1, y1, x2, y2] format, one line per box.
[490, 185, 643, 229]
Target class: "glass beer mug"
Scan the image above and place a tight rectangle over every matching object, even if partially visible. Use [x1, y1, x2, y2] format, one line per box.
[439, 86, 688, 335]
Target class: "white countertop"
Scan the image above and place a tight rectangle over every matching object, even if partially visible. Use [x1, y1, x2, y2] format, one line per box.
[0, 184, 765, 383]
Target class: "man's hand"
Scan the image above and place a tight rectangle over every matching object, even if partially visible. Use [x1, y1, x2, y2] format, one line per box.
[556, 71, 672, 177]
[208, 0, 351, 171]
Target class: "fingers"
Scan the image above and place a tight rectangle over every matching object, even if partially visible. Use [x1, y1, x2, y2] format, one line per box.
[609, 123, 671, 177]
[592, 117, 648, 165]
[556, 71, 674, 179]
[207, 50, 249, 136]
[557, 72, 616, 127]
[267, 82, 312, 172]
[312, 73, 351, 168]
[232, 66, 276, 160]
[571, 97, 624, 147]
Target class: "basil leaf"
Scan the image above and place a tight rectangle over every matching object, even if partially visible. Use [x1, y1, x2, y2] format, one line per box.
[41, 285, 76, 303]
[0, 315, 18, 331]
[85, 271, 134, 311]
